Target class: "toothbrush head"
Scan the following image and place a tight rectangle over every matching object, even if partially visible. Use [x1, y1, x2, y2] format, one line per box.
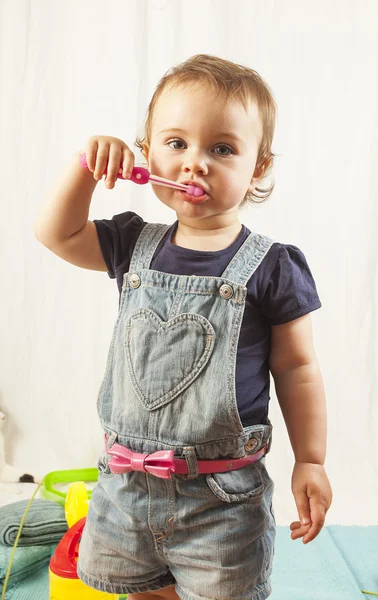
[187, 184, 205, 197]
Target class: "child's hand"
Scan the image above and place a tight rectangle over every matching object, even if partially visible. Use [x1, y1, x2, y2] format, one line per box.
[290, 461, 332, 544]
[83, 135, 135, 189]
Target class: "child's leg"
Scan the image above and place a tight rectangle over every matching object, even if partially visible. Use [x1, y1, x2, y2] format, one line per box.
[128, 585, 180, 600]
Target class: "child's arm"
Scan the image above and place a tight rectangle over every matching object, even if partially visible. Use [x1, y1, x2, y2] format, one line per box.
[34, 136, 134, 270]
[269, 313, 332, 543]
[269, 314, 326, 464]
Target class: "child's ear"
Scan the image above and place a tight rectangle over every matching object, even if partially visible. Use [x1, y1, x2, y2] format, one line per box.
[247, 158, 271, 194]
[141, 143, 150, 168]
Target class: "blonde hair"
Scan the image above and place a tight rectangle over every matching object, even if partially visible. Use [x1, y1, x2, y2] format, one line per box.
[135, 54, 278, 206]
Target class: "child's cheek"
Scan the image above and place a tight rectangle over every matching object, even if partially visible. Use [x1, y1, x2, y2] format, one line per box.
[221, 176, 248, 202]
[150, 184, 174, 206]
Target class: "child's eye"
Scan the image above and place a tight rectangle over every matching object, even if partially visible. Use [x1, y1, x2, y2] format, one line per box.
[214, 145, 233, 156]
[166, 139, 234, 156]
[167, 139, 186, 150]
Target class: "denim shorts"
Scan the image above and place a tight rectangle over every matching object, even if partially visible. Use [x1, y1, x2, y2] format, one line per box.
[77, 454, 276, 600]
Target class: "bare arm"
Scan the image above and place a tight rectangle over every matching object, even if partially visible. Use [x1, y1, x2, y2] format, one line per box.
[34, 151, 108, 271]
[34, 136, 135, 270]
[269, 314, 327, 464]
[34, 151, 98, 245]
[272, 361, 326, 464]
[269, 314, 332, 544]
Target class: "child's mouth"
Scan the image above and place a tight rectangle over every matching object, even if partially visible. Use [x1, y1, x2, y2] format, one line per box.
[176, 189, 209, 204]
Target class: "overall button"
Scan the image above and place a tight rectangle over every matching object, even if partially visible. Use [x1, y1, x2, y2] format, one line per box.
[129, 274, 141, 288]
[245, 438, 258, 452]
[219, 284, 234, 299]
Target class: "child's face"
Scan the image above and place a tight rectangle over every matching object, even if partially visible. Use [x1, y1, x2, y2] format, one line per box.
[144, 84, 264, 223]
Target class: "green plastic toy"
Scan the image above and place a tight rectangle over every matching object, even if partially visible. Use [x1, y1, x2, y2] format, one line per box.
[41, 468, 98, 506]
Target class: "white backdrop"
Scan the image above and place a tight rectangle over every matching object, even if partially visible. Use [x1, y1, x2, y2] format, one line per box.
[0, 0, 377, 525]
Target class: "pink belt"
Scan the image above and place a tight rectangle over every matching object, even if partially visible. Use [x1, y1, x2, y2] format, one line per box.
[105, 435, 266, 480]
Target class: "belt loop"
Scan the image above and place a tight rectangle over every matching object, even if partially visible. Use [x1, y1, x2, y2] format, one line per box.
[183, 447, 198, 479]
[105, 431, 117, 452]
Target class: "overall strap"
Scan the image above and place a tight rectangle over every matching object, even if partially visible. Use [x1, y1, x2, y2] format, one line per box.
[221, 232, 275, 286]
[129, 223, 171, 272]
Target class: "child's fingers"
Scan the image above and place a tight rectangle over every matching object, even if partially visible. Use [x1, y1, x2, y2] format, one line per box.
[293, 489, 311, 526]
[302, 501, 326, 544]
[94, 143, 110, 181]
[82, 137, 134, 185]
[303, 521, 322, 544]
[122, 147, 135, 179]
[85, 141, 98, 173]
[291, 501, 327, 543]
[291, 488, 312, 541]
[105, 145, 123, 188]
[290, 522, 311, 540]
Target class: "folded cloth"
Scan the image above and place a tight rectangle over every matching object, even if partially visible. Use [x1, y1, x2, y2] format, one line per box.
[0, 499, 68, 546]
[0, 543, 57, 593]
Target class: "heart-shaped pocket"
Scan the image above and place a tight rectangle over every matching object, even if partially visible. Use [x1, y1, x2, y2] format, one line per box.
[125, 309, 215, 410]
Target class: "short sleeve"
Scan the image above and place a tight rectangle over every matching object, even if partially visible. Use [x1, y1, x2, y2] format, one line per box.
[261, 244, 322, 325]
[93, 211, 146, 279]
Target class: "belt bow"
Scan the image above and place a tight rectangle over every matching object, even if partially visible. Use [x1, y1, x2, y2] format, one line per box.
[107, 442, 175, 480]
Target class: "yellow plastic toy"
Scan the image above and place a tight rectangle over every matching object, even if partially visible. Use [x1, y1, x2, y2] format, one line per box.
[49, 480, 121, 599]
[65, 481, 89, 528]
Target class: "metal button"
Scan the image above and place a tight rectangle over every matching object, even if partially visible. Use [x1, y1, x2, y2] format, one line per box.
[129, 274, 141, 288]
[244, 438, 258, 452]
[219, 284, 234, 299]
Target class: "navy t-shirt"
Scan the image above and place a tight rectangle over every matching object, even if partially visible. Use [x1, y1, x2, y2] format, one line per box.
[94, 211, 321, 426]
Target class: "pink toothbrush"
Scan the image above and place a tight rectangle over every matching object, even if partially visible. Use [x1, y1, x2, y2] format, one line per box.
[79, 153, 204, 197]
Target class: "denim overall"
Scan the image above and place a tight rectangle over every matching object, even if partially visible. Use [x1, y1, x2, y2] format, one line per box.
[78, 224, 276, 600]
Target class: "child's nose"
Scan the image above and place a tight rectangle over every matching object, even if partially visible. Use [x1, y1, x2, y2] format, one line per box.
[182, 150, 209, 176]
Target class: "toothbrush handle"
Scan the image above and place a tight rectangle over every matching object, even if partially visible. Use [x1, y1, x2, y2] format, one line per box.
[128, 166, 150, 185]
[79, 152, 150, 185]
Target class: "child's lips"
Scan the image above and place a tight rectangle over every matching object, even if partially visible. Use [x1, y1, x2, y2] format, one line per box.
[177, 181, 209, 203]
[180, 181, 208, 195]
[177, 190, 209, 204]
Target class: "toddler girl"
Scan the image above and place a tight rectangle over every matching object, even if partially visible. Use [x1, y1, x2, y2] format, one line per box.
[35, 54, 332, 600]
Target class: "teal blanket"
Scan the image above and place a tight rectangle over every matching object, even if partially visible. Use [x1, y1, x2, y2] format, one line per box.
[0, 543, 56, 598]
[0, 526, 376, 599]
[0, 500, 67, 546]
[270, 525, 377, 599]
